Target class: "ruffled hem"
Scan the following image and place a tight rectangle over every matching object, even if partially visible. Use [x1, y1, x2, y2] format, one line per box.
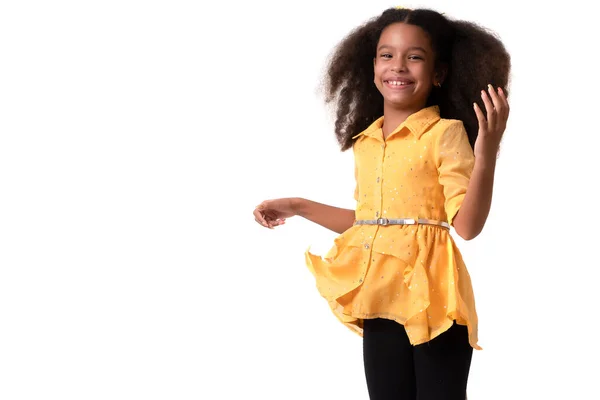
[305, 225, 481, 350]
[328, 306, 481, 350]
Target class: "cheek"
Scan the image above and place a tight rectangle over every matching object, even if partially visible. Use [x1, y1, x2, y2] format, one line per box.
[415, 65, 435, 83]
[373, 62, 386, 80]
[373, 68, 384, 92]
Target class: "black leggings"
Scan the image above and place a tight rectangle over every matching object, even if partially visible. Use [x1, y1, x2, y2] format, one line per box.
[363, 318, 473, 400]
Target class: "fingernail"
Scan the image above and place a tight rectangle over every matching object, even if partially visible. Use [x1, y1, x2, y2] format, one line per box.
[488, 84, 493, 89]
[498, 87, 504, 93]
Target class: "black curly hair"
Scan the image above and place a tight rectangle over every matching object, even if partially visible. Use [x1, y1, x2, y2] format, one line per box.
[324, 7, 511, 151]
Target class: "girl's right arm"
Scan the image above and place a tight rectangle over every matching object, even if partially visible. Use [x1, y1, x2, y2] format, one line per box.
[292, 198, 355, 234]
[253, 197, 355, 234]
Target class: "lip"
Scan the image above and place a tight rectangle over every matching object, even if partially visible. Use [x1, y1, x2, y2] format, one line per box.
[383, 79, 414, 90]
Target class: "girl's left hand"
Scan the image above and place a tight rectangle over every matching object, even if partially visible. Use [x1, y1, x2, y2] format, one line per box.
[473, 84, 510, 160]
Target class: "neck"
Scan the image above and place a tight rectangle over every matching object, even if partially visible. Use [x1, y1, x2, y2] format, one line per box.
[382, 102, 426, 138]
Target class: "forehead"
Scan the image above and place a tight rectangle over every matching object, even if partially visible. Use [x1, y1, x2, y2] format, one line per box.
[378, 23, 432, 49]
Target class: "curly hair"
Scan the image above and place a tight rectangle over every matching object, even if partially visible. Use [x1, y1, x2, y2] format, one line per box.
[324, 8, 511, 151]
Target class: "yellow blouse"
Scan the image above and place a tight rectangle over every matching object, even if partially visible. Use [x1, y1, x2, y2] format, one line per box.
[305, 106, 481, 349]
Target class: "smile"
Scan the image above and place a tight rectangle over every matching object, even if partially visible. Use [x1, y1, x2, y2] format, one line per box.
[384, 80, 414, 88]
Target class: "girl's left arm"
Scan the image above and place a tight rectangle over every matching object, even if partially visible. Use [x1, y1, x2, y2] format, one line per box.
[453, 85, 509, 240]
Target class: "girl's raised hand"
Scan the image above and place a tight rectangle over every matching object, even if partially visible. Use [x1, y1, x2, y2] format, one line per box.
[473, 85, 510, 160]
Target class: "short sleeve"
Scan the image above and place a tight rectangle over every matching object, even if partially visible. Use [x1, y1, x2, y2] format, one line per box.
[435, 121, 475, 224]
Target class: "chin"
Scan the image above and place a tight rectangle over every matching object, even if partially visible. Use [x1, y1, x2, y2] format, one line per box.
[385, 97, 413, 108]
[385, 93, 428, 109]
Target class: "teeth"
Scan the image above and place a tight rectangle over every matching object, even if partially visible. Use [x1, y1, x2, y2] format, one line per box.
[388, 81, 410, 86]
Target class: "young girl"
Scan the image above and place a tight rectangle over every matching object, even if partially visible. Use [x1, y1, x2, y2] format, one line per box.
[253, 7, 510, 400]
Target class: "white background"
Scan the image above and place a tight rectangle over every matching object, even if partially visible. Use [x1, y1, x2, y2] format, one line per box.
[1, 1, 598, 399]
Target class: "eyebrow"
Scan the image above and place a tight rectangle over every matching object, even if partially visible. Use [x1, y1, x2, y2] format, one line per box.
[377, 45, 428, 53]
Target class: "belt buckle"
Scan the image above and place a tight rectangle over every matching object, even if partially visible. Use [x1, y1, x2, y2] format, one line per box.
[376, 217, 389, 226]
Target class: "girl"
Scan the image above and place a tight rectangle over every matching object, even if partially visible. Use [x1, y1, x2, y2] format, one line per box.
[253, 7, 510, 400]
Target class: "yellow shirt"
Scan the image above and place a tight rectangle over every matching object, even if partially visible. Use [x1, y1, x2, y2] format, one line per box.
[305, 106, 481, 349]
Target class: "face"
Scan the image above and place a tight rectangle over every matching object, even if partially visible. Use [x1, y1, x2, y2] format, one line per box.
[374, 22, 439, 111]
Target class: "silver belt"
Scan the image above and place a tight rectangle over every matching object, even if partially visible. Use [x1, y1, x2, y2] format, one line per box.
[354, 218, 450, 229]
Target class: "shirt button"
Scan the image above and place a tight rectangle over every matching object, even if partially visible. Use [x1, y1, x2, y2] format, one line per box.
[376, 177, 380, 183]
[364, 244, 370, 249]
[375, 211, 379, 217]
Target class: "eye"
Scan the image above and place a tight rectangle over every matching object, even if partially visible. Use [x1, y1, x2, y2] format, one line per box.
[380, 53, 392, 59]
[408, 55, 423, 60]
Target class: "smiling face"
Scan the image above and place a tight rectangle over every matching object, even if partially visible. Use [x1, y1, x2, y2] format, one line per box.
[373, 22, 439, 112]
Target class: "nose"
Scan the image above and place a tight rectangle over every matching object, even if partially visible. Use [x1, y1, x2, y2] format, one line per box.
[391, 57, 406, 72]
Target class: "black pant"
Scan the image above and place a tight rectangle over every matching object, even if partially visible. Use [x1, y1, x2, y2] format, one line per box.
[363, 318, 473, 400]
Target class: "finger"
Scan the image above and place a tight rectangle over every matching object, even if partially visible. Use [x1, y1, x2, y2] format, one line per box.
[255, 200, 268, 210]
[271, 219, 286, 227]
[264, 217, 274, 229]
[487, 84, 503, 118]
[263, 212, 279, 229]
[263, 210, 279, 222]
[254, 216, 269, 228]
[253, 208, 269, 228]
[473, 102, 486, 131]
[497, 87, 510, 118]
[481, 89, 496, 131]
[494, 88, 509, 132]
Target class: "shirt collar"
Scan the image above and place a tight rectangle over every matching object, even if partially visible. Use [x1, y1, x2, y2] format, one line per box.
[352, 106, 441, 141]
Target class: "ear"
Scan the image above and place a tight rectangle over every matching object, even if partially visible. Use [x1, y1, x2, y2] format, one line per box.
[434, 64, 448, 86]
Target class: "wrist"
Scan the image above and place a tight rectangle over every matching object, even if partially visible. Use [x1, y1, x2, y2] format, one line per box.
[290, 197, 306, 216]
[474, 152, 498, 170]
